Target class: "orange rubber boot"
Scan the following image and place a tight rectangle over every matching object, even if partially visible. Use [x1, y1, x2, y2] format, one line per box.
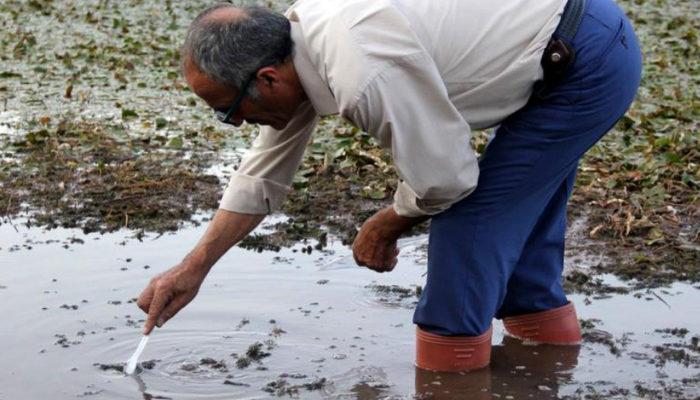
[503, 302, 582, 345]
[416, 325, 492, 372]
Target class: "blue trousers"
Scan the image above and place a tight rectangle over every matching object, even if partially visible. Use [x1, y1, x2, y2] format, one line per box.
[413, 0, 642, 336]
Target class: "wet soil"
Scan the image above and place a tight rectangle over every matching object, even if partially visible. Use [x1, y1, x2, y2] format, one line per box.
[1, 121, 221, 234]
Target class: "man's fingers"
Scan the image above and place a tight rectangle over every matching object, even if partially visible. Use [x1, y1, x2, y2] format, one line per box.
[366, 255, 397, 273]
[137, 285, 155, 314]
[144, 287, 172, 335]
[351, 230, 399, 272]
[352, 241, 365, 267]
[355, 245, 398, 272]
[352, 251, 362, 267]
[372, 244, 398, 272]
[156, 294, 191, 328]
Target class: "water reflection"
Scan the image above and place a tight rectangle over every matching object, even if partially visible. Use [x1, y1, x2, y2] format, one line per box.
[415, 336, 580, 399]
[133, 370, 173, 400]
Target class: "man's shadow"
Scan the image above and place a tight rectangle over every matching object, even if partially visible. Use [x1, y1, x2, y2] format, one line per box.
[415, 336, 581, 399]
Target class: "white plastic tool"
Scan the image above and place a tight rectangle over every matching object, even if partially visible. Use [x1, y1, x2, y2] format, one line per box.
[125, 335, 149, 375]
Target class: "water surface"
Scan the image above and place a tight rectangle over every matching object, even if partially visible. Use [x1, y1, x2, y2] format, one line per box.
[0, 219, 699, 399]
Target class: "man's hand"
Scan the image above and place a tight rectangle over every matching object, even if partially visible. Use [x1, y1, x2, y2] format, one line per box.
[135, 209, 266, 335]
[352, 206, 427, 273]
[352, 222, 400, 272]
[137, 261, 206, 335]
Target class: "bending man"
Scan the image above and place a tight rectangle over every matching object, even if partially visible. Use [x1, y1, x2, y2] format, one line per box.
[137, 0, 641, 372]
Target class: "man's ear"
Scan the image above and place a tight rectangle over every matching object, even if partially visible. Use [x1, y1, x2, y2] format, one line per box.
[256, 66, 280, 89]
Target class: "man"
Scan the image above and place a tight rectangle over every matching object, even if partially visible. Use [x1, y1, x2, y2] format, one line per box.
[137, 0, 641, 372]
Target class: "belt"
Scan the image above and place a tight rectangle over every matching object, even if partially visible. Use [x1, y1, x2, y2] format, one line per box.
[555, 0, 586, 42]
[542, 0, 587, 80]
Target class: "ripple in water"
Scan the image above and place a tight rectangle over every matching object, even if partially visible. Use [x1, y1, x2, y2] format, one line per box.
[89, 328, 335, 399]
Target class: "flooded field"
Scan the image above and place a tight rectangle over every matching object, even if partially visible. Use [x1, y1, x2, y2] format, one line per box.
[1, 220, 699, 400]
[1, 0, 699, 398]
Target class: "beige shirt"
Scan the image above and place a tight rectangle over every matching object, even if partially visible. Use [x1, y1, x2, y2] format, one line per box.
[220, 0, 566, 217]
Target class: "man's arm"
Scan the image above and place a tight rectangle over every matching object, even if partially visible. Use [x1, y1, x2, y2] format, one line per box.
[345, 52, 479, 218]
[344, 54, 478, 270]
[137, 209, 264, 334]
[137, 102, 319, 333]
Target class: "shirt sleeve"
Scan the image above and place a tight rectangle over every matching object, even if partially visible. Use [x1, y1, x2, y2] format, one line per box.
[219, 101, 319, 214]
[345, 52, 480, 217]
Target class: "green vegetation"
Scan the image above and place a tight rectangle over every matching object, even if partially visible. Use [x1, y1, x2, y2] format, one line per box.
[571, 0, 700, 286]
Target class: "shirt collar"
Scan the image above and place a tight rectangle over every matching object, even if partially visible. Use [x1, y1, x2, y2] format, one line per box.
[289, 21, 339, 116]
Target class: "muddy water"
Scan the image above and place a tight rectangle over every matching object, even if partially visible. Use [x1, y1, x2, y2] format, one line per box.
[1, 219, 699, 399]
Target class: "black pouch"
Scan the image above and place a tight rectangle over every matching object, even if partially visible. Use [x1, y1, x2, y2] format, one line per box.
[541, 37, 576, 82]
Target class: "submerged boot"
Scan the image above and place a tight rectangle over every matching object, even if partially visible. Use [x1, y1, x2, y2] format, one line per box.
[416, 325, 492, 372]
[503, 302, 582, 345]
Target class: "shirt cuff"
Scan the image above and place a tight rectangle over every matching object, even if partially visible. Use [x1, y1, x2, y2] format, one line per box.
[219, 172, 291, 215]
[392, 181, 444, 217]
[393, 180, 477, 217]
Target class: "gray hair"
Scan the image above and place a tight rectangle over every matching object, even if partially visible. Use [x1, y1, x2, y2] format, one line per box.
[181, 3, 293, 97]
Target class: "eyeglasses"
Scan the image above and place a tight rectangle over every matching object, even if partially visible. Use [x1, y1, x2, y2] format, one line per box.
[214, 72, 257, 125]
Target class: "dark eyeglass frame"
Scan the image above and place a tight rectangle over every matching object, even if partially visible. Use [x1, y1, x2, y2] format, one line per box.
[214, 71, 258, 125]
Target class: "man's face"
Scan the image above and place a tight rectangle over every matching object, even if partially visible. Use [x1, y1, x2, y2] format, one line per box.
[184, 61, 302, 131]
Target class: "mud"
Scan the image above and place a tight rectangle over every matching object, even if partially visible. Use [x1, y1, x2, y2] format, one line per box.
[365, 283, 422, 308]
[94, 363, 124, 373]
[262, 376, 328, 397]
[0, 121, 221, 234]
[94, 360, 159, 373]
[199, 358, 228, 372]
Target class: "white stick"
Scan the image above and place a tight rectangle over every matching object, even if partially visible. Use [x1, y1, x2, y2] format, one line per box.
[125, 335, 149, 375]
